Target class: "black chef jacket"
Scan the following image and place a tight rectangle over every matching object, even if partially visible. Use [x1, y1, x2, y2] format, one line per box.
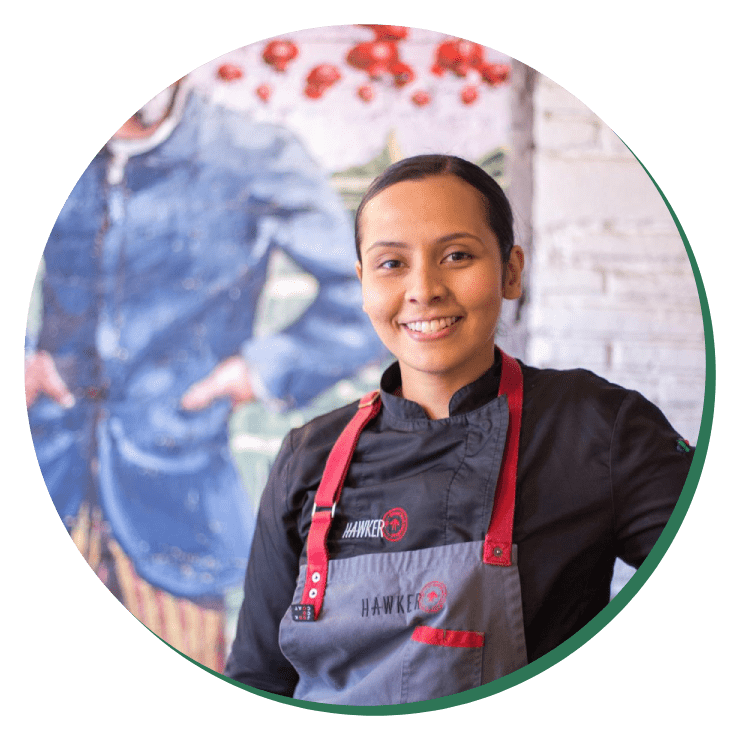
[225, 351, 693, 695]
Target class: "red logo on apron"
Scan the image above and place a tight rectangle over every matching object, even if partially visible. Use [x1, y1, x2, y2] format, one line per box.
[382, 507, 408, 542]
[419, 581, 447, 613]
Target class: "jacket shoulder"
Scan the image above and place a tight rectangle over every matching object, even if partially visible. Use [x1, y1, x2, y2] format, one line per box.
[285, 399, 363, 485]
[521, 362, 632, 406]
[518, 362, 640, 441]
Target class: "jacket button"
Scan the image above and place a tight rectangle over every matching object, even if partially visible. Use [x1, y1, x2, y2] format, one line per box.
[493, 547, 503, 557]
[308, 588, 318, 599]
[312, 572, 321, 583]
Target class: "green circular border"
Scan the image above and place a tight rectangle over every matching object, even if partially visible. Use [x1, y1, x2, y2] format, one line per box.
[3, 2, 727, 727]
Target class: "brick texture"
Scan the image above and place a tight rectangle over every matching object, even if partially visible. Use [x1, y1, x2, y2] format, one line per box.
[526, 78, 706, 444]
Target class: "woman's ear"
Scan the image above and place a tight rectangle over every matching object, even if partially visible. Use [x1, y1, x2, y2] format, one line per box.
[503, 245, 524, 300]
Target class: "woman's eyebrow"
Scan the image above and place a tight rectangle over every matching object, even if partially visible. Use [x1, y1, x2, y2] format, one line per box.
[435, 232, 482, 244]
[365, 232, 482, 255]
[364, 240, 409, 254]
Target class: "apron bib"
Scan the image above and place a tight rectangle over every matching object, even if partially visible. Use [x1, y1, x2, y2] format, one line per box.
[279, 350, 527, 706]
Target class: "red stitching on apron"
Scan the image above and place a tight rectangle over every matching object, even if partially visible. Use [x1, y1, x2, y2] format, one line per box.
[411, 625, 485, 649]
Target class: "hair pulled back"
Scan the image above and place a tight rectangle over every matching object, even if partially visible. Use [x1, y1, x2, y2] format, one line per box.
[354, 154, 514, 263]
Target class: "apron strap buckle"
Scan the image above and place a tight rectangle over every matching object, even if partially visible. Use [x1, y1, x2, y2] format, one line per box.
[312, 501, 337, 519]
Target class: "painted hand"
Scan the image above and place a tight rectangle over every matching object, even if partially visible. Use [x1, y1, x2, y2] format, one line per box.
[25, 351, 75, 409]
[180, 355, 255, 411]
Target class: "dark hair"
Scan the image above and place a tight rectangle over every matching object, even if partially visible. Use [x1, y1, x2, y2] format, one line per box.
[354, 154, 514, 264]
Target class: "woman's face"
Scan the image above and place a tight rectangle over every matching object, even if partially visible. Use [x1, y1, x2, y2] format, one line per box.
[356, 174, 523, 390]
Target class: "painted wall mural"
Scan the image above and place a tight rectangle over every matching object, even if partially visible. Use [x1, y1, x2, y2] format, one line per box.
[25, 25, 517, 671]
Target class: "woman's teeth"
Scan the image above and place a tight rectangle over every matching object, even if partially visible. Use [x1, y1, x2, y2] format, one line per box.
[405, 317, 459, 333]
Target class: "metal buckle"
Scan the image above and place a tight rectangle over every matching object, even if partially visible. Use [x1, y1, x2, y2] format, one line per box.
[312, 502, 337, 518]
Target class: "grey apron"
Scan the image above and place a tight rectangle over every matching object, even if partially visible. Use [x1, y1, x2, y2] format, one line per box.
[279, 351, 527, 706]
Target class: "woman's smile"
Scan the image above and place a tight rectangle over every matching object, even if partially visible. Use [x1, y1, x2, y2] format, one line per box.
[401, 315, 461, 336]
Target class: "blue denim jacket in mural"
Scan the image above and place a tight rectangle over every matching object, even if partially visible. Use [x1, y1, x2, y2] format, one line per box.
[29, 91, 382, 598]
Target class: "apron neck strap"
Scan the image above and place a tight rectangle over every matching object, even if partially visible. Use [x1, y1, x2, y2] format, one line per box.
[483, 348, 524, 566]
[300, 391, 382, 620]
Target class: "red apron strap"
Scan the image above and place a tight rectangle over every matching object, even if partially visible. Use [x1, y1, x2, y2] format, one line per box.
[299, 391, 381, 620]
[483, 349, 523, 566]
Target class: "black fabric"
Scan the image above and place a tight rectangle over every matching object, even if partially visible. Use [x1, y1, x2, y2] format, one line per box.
[225, 352, 693, 695]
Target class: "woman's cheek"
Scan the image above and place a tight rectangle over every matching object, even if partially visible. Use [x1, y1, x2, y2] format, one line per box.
[361, 296, 397, 346]
[362, 279, 392, 318]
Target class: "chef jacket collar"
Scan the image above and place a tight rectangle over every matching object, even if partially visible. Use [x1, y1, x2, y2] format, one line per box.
[379, 348, 503, 420]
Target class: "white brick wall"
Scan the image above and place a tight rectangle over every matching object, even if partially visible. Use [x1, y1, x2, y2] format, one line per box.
[526, 77, 705, 443]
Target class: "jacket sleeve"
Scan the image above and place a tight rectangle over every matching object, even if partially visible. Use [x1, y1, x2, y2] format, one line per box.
[224, 431, 302, 695]
[238, 127, 385, 410]
[610, 390, 694, 568]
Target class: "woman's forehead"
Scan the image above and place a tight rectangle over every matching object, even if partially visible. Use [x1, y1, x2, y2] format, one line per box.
[360, 174, 488, 239]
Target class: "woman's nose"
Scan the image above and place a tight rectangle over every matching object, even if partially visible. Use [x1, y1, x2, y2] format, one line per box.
[407, 262, 447, 304]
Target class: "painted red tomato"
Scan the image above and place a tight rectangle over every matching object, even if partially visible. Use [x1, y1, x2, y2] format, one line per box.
[481, 62, 511, 86]
[255, 84, 272, 102]
[357, 84, 375, 102]
[455, 39, 484, 65]
[307, 63, 341, 87]
[304, 83, 325, 99]
[347, 41, 399, 71]
[411, 90, 431, 107]
[217, 63, 243, 82]
[461, 84, 479, 104]
[435, 39, 485, 76]
[262, 39, 299, 72]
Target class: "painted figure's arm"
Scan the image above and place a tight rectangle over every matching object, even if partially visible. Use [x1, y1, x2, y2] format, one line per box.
[239, 129, 385, 410]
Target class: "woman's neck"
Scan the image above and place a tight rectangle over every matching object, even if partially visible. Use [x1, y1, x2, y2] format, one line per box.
[400, 377, 452, 419]
[399, 351, 496, 420]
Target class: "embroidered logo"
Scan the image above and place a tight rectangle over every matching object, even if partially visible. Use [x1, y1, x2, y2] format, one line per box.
[361, 593, 422, 617]
[359, 581, 447, 618]
[419, 581, 447, 613]
[382, 507, 408, 542]
[341, 507, 409, 541]
[342, 519, 384, 539]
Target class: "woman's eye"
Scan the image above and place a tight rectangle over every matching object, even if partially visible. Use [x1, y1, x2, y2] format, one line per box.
[378, 259, 403, 270]
[445, 251, 473, 262]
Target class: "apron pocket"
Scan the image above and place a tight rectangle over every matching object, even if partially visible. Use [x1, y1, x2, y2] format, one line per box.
[412, 625, 485, 648]
[401, 625, 484, 703]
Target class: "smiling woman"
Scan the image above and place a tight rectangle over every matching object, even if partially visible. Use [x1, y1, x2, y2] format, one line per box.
[224, 154, 694, 706]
